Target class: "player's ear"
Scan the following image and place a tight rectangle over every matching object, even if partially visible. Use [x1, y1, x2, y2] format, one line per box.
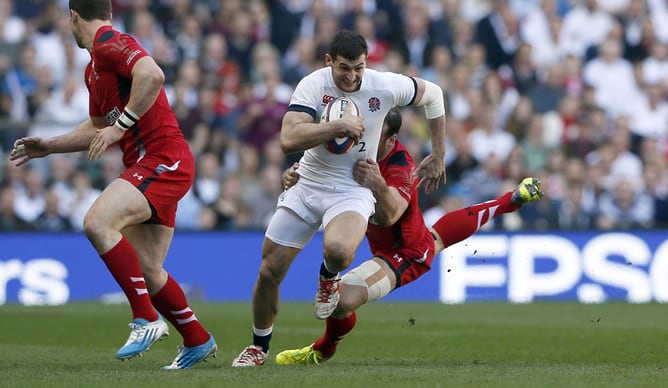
[324, 54, 333, 66]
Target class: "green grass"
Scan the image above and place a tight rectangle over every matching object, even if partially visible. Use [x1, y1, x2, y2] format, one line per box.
[0, 302, 666, 387]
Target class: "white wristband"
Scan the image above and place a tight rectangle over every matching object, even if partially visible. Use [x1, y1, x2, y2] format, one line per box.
[114, 108, 139, 131]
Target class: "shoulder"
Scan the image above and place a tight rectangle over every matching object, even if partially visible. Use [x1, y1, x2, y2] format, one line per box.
[362, 69, 416, 92]
[386, 148, 413, 168]
[301, 67, 331, 84]
[92, 28, 138, 55]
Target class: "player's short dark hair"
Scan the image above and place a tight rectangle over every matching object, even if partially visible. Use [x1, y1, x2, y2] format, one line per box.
[384, 107, 402, 136]
[69, 0, 111, 21]
[328, 30, 368, 61]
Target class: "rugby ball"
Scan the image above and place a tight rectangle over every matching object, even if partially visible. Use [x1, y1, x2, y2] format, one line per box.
[321, 96, 360, 154]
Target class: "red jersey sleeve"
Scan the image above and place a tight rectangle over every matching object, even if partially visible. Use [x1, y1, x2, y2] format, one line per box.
[382, 151, 415, 204]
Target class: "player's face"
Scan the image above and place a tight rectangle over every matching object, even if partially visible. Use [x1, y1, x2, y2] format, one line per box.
[69, 10, 85, 49]
[326, 54, 366, 93]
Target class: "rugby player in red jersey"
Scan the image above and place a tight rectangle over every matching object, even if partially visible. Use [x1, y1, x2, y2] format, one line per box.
[9, 0, 215, 369]
[274, 108, 543, 364]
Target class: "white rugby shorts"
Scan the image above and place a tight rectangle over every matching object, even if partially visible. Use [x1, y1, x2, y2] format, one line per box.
[265, 181, 376, 249]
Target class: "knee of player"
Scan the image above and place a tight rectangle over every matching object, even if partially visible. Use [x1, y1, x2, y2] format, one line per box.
[342, 260, 394, 303]
[323, 243, 355, 268]
[82, 211, 103, 240]
[257, 261, 288, 286]
[335, 286, 365, 314]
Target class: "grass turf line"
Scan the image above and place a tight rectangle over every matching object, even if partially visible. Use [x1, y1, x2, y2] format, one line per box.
[0, 302, 666, 387]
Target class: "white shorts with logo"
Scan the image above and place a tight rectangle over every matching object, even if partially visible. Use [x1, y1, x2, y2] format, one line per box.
[265, 180, 376, 249]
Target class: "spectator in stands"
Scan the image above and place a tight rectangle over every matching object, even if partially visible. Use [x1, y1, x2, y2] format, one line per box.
[282, 36, 319, 87]
[1, 43, 39, 123]
[0, 185, 32, 231]
[521, 0, 562, 69]
[559, 0, 614, 60]
[0, 0, 26, 44]
[14, 167, 46, 223]
[468, 105, 517, 163]
[558, 181, 596, 229]
[174, 12, 204, 61]
[33, 188, 72, 231]
[583, 37, 639, 117]
[247, 164, 283, 229]
[46, 154, 75, 217]
[67, 170, 100, 232]
[193, 152, 222, 206]
[597, 177, 654, 229]
[619, 0, 653, 63]
[393, 0, 443, 70]
[474, 0, 521, 70]
[527, 62, 567, 114]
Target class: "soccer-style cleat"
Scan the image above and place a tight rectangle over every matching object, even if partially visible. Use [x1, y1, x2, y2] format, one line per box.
[231, 345, 268, 367]
[511, 177, 544, 206]
[161, 333, 217, 370]
[313, 274, 341, 320]
[275, 344, 327, 365]
[116, 318, 169, 360]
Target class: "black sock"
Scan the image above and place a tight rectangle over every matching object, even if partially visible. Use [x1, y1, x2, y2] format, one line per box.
[253, 332, 272, 354]
[319, 262, 338, 279]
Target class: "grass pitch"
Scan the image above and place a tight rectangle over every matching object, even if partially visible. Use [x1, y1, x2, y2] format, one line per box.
[0, 302, 666, 387]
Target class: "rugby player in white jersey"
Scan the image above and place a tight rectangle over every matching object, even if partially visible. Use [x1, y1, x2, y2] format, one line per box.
[232, 30, 447, 367]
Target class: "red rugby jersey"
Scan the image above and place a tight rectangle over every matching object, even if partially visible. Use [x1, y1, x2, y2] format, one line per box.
[366, 140, 432, 258]
[84, 25, 185, 167]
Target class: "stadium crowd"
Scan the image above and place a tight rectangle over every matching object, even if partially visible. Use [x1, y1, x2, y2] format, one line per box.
[0, 0, 667, 232]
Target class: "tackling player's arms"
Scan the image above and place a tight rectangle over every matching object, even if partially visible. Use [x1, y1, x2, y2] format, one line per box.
[353, 159, 409, 227]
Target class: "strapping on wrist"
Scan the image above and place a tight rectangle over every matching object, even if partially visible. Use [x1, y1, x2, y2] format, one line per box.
[114, 108, 139, 131]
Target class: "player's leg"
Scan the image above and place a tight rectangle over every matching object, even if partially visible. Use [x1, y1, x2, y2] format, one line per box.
[314, 212, 367, 319]
[125, 224, 216, 369]
[83, 178, 168, 359]
[233, 207, 316, 367]
[276, 257, 397, 365]
[431, 177, 544, 252]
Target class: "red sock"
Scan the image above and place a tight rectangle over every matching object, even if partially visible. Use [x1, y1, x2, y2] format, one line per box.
[313, 312, 357, 359]
[151, 274, 210, 347]
[432, 192, 519, 248]
[100, 237, 158, 321]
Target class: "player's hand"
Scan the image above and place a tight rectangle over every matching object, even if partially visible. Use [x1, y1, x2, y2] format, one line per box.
[413, 153, 446, 193]
[282, 162, 300, 190]
[9, 137, 49, 166]
[339, 102, 365, 143]
[88, 125, 123, 160]
[353, 158, 385, 191]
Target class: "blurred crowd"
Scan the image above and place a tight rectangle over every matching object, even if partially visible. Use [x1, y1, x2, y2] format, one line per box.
[0, 0, 667, 232]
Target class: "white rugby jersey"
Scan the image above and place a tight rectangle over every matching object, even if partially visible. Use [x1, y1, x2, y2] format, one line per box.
[288, 67, 417, 189]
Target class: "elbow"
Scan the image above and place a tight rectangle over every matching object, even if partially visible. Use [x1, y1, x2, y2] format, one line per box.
[373, 211, 402, 228]
[149, 68, 165, 88]
[279, 134, 299, 154]
[137, 64, 165, 90]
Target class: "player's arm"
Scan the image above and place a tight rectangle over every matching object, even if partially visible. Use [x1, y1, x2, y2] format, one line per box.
[46, 117, 104, 152]
[122, 56, 164, 119]
[88, 56, 164, 160]
[410, 77, 447, 193]
[279, 104, 364, 153]
[353, 158, 408, 227]
[10, 118, 101, 166]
